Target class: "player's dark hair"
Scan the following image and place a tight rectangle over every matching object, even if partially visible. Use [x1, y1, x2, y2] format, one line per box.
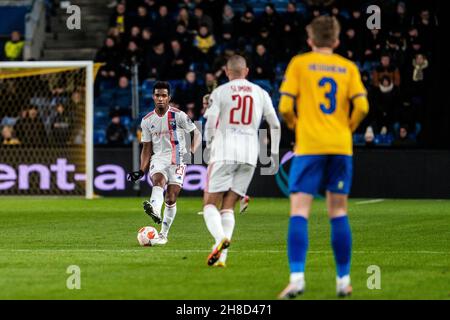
[153, 81, 171, 96]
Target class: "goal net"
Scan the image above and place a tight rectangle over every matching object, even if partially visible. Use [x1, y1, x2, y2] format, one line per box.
[0, 61, 94, 198]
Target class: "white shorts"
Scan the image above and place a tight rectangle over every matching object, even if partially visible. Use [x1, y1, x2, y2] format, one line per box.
[150, 158, 186, 187]
[206, 161, 255, 197]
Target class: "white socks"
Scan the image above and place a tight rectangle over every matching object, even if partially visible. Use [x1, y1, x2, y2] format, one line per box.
[290, 272, 305, 284]
[150, 186, 164, 215]
[203, 204, 226, 244]
[219, 209, 235, 263]
[161, 202, 177, 238]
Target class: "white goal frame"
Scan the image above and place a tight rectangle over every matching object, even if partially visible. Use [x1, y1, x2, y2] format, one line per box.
[0, 61, 94, 199]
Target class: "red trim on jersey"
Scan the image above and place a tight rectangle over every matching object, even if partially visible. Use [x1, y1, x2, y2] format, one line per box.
[143, 111, 155, 120]
[167, 111, 177, 165]
[169, 106, 181, 113]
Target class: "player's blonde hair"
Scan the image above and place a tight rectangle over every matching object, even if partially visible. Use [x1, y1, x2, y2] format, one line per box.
[306, 15, 340, 48]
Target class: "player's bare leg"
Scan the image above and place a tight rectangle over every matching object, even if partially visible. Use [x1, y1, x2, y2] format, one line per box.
[327, 192, 352, 297]
[214, 191, 240, 267]
[143, 173, 166, 224]
[203, 192, 230, 266]
[278, 192, 313, 299]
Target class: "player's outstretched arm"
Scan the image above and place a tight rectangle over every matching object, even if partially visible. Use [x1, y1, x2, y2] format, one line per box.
[349, 95, 369, 132]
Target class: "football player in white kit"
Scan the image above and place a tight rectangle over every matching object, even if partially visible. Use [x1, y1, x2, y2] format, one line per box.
[127, 81, 201, 245]
[203, 55, 281, 266]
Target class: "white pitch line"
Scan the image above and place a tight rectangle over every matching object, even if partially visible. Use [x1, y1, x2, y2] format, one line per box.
[355, 199, 385, 205]
[0, 249, 447, 255]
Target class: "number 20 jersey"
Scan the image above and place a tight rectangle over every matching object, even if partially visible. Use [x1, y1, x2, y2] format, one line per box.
[207, 79, 277, 166]
[279, 51, 367, 156]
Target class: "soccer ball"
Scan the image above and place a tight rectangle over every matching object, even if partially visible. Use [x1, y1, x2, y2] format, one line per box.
[137, 226, 159, 246]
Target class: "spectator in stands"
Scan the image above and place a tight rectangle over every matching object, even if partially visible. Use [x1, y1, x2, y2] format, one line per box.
[212, 48, 235, 83]
[133, 5, 152, 31]
[111, 76, 132, 110]
[280, 1, 302, 61]
[346, 8, 365, 31]
[415, 9, 437, 53]
[390, 2, 411, 33]
[15, 106, 47, 147]
[167, 39, 189, 80]
[372, 76, 400, 134]
[127, 26, 142, 47]
[51, 103, 72, 146]
[340, 28, 363, 62]
[386, 28, 406, 64]
[372, 54, 401, 88]
[174, 71, 201, 118]
[106, 27, 124, 52]
[141, 28, 154, 56]
[144, 40, 169, 80]
[193, 5, 214, 33]
[238, 7, 258, 43]
[219, 4, 238, 43]
[121, 40, 143, 72]
[200, 72, 218, 98]
[67, 90, 84, 115]
[364, 126, 376, 148]
[109, 2, 128, 35]
[255, 27, 278, 59]
[4, 31, 24, 61]
[259, 3, 281, 36]
[251, 44, 274, 81]
[153, 5, 172, 41]
[96, 37, 121, 81]
[363, 29, 384, 64]
[392, 125, 416, 147]
[199, 93, 210, 126]
[405, 53, 430, 128]
[176, 7, 194, 32]
[173, 22, 193, 55]
[106, 113, 128, 146]
[1, 126, 20, 146]
[193, 24, 216, 64]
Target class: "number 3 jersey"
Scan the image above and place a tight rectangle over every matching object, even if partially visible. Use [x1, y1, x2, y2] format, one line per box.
[279, 51, 367, 156]
[140, 106, 196, 165]
[206, 79, 277, 166]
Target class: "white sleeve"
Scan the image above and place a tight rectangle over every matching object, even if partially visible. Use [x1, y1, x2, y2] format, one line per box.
[265, 113, 281, 155]
[206, 88, 220, 117]
[204, 88, 220, 144]
[178, 111, 197, 133]
[262, 89, 277, 117]
[140, 119, 151, 143]
[261, 90, 281, 154]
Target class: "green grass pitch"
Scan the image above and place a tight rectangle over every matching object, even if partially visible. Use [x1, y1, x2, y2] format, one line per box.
[0, 197, 448, 300]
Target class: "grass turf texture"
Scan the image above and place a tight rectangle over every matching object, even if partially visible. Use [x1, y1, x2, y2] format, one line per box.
[0, 197, 448, 300]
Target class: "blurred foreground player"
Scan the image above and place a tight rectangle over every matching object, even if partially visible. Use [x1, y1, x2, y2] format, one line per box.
[203, 55, 281, 267]
[278, 16, 369, 298]
[127, 81, 201, 245]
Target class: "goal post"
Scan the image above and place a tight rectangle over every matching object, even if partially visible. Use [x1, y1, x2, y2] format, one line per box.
[0, 61, 95, 199]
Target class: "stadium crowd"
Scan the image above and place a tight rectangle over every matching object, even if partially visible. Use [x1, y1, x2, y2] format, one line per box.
[0, 0, 438, 148]
[94, 0, 437, 147]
